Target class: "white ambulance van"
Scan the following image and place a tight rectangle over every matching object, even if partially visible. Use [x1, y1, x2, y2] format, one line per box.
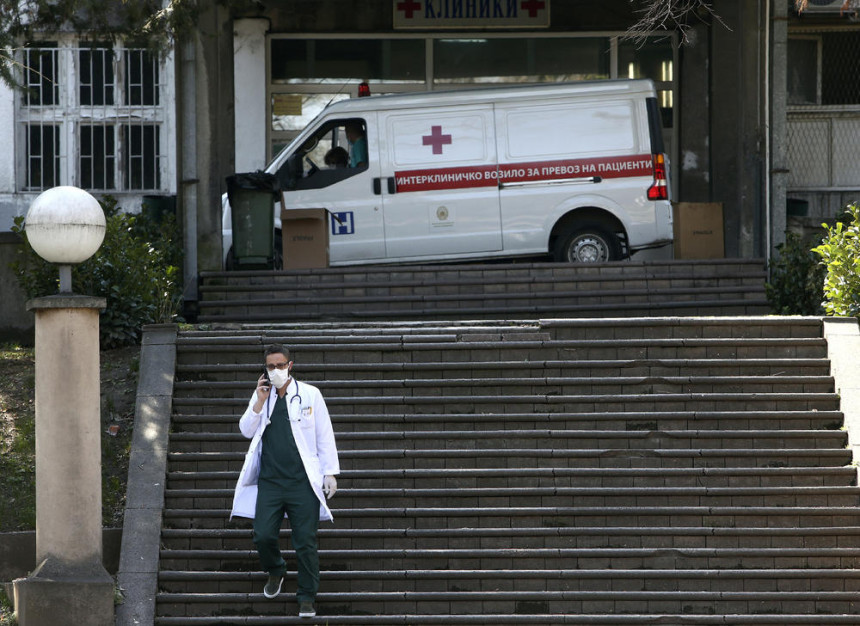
[222, 79, 673, 267]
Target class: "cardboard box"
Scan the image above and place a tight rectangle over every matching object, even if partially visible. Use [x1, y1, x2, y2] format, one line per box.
[280, 206, 330, 269]
[672, 202, 725, 259]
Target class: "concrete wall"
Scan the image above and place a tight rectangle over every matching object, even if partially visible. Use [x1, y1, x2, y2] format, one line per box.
[0, 233, 34, 344]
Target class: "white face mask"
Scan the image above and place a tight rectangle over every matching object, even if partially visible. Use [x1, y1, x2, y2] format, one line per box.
[268, 367, 291, 389]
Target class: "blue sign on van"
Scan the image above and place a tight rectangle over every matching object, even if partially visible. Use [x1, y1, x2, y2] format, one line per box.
[331, 211, 354, 235]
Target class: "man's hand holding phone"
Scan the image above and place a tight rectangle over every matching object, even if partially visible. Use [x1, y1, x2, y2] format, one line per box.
[253, 373, 271, 412]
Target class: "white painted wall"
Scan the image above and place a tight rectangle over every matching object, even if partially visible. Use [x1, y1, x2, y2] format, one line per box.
[0, 83, 14, 194]
[823, 317, 860, 471]
[233, 18, 269, 173]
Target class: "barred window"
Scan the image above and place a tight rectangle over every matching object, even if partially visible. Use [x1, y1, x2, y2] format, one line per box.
[24, 44, 59, 106]
[18, 41, 167, 193]
[79, 44, 115, 106]
[80, 125, 116, 190]
[26, 125, 60, 189]
[123, 124, 160, 190]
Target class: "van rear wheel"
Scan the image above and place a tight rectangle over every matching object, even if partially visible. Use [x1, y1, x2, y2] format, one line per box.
[554, 224, 622, 263]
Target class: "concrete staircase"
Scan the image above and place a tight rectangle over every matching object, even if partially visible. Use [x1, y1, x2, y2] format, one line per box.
[151, 316, 860, 625]
[195, 259, 770, 322]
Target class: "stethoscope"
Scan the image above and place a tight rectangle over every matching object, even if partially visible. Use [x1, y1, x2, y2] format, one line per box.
[266, 376, 303, 421]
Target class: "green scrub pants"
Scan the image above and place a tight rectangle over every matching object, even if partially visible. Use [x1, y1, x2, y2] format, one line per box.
[253, 476, 320, 602]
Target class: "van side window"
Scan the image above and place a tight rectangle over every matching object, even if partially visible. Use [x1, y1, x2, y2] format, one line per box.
[278, 118, 368, 191]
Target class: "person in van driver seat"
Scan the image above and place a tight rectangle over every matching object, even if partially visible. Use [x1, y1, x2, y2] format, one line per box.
[345, 122, 367, 168]
[231, 344, 340, 619]
[324, 146, 349, 168]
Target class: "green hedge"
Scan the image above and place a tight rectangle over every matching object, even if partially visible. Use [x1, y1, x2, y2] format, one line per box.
[813, 203, 860, 318]
[9, 196, 183, 348]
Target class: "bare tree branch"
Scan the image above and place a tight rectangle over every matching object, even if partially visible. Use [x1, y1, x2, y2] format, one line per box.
[624, 0, 728, 46]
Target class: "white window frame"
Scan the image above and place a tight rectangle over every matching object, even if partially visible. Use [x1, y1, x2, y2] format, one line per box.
[16, 34, 176, 195]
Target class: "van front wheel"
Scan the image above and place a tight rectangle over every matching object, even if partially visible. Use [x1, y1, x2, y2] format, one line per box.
[554, 224, 622, 263]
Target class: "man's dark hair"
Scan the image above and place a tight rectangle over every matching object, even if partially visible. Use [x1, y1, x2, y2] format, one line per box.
[264, 344, 290, 360]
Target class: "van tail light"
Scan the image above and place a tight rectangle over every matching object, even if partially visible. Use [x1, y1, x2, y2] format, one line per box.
[647, 153, 668, 201]
[358, 81, 371, 97]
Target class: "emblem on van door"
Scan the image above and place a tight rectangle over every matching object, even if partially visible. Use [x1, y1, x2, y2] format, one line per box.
[331, 211, 355, 235]
[436, 206, 449, 221]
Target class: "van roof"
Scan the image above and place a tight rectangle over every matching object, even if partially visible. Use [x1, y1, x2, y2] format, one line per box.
[324, 79, 657, 114]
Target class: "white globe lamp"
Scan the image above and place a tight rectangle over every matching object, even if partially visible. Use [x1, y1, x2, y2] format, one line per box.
[26, 186, 106, 293]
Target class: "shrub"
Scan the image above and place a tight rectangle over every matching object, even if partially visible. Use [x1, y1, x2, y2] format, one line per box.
[9, 196, 183, 347]
[765, 231, 826, 315]
[812, 203, 860, 317]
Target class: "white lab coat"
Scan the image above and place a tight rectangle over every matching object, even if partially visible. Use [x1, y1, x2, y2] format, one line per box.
[230, 378, 340, 522]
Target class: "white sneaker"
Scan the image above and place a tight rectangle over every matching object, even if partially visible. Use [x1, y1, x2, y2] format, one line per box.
[298, 601, 316, 618]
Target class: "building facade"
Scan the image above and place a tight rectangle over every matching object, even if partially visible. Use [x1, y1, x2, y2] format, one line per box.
[2, 0, 859, 311]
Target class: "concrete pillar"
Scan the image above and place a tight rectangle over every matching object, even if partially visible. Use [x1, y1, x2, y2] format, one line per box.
[770, 0, 789, 252]
[677, 22, 712, 202]
[710, 0, 768, 258]
[179, 2, 233, 314]
[13, 295, 113, 626]
[234, 18, 270, 173]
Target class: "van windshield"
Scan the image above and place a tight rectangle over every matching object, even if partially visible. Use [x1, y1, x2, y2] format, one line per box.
[275, 118, 367, 190]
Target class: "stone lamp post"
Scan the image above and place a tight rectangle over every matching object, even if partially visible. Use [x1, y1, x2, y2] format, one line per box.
[13, 186, 115, 626]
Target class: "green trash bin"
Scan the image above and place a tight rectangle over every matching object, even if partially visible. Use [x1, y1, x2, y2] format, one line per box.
[226, 172, 280, 270]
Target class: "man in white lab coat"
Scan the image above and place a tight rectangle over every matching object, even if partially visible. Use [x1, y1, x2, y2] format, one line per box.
[231, 343, 340, 619]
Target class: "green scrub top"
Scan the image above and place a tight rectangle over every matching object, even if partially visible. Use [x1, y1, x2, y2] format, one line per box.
[259, 394, 306, 482]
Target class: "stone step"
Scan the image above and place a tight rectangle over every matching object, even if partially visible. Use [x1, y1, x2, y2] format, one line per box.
[171, 392, 841, 415]
[153, 613, 860, 625]
[196, 260, 770, 322]
[162, 485, 860, 513]
[160, 504, 860, 530]
[198, 259, 767, 284]
[157, 563, 860, 587]
[198, 279, 766, 302]
[167, 467, 858, 490]
[157, 525, 860, 553]
[154, 615, 860, 625]
[156, 588, 860, 622]
[180, 315, 824, 340]
[174, 336, 829, 365]
[195, 289, 769, 320]
[175, 358, 833, 381]
[166, 429, 848, 455]
[157, 544, 860, 572]
[172, 376, 835, 399]
[166, 447, 854, 474]
[198, 262, 766, 294]
[170, 410, 846, 433]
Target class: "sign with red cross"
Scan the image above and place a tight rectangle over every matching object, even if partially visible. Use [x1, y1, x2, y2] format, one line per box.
[422, 126, 453, 155]
[394, 0, 550, 29]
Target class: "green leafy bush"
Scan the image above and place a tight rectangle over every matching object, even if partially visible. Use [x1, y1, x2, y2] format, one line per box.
[813, 203, 860, 317]
[9, 196, 183, 347]
[765, 231, 826, 315]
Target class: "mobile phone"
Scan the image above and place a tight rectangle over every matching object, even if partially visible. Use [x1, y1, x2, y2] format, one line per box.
[262, 369, 271, 386]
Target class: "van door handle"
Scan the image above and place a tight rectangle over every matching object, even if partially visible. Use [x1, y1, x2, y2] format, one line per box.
[372, 178, 382, 195]
[387, 177, 396, 194]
